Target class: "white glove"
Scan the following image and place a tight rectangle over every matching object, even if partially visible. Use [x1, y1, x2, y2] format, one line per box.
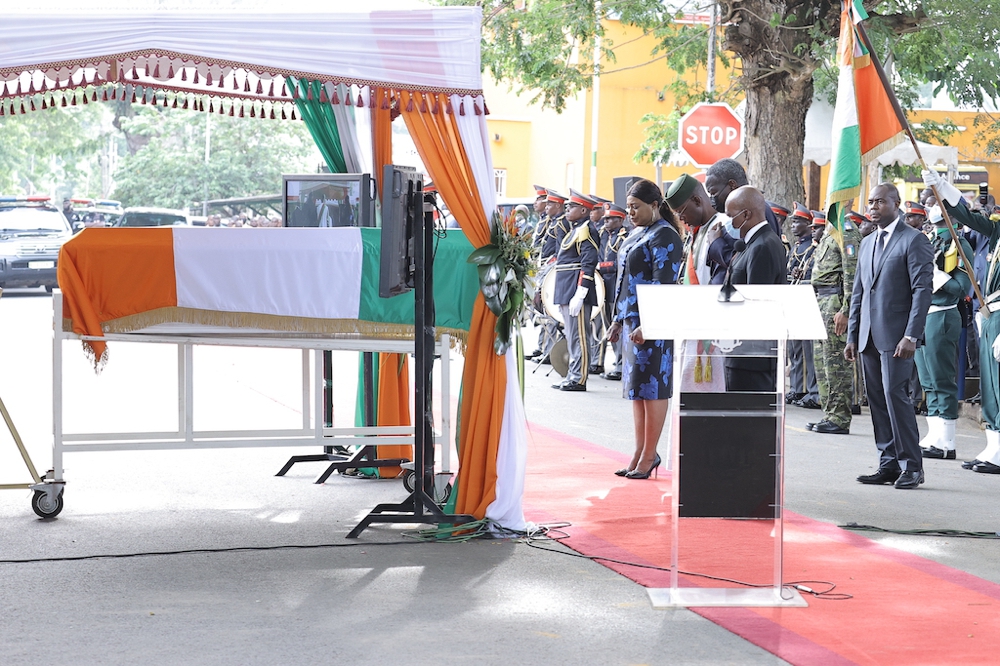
[921, 169, 962, 207]
[568, 286, 588, 317]
[932, 267, 952, 292]
[993, 335, 1000, 363]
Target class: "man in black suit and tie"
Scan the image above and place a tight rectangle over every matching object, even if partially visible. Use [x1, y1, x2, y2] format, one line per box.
[845, 183, 933, 490]
[722, 186, 788, 392]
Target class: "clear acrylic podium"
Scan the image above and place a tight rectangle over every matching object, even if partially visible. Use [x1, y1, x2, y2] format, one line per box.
[635, 284, 826, 608]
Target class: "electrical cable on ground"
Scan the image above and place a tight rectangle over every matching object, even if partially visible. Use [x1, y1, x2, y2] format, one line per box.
[840, 522, 1000, 539]
[0, 518, 852, 599]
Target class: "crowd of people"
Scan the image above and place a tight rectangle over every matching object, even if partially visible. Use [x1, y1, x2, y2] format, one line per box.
[525, 158, 1000, 488]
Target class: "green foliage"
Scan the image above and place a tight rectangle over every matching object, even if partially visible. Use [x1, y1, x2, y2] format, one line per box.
[112, 105, 318, 209]
[0, 103, 109, 198]
[443, 0, 669, 111]
[633, 111, 679, 165]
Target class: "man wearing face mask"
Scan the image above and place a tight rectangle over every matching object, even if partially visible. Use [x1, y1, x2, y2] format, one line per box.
[705, 158, 782, 238]
[915, 205, 973, 460]
[723, 186, 787, 392]
[806, 210, 863, 435]
[665, 173, 732, 285]
[551, 189, 600, 391]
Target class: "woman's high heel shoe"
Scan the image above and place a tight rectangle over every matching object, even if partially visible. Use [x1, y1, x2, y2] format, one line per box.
[614, 468, 630, 476]
[625, 454, 661, 480]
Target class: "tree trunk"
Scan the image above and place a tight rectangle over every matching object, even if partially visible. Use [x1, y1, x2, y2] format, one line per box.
[743, 72, 812, 209]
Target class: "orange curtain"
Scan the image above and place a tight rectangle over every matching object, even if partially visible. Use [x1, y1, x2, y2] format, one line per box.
[370, 86, 412, 473]
[399, 90, 505, 518]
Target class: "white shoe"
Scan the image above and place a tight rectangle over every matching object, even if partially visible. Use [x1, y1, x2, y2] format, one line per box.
[973, 429, 1000, 466]
[919, 415, 941, 451]
[939, 419, 956, 453]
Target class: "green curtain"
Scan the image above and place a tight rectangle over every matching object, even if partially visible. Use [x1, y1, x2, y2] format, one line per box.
[287, 77, 348, 174]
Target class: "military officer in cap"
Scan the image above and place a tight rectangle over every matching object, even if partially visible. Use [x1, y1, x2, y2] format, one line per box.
[904, 200, 929, 231]
[666, 173, 731, 285]
[597, 202, 630, 380]
[772, 203, 790, 230]
[535, 190, 569, 364]
[806, 209, 863, 435]
[916, 205, 974, 459]
[552, 189, 601, 391]
[530, 184, 549, 253]
[786, 203, 820, 407]
[587, 195, 612, 374]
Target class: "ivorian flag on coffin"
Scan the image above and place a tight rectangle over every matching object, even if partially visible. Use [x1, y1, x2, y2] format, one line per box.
[57, 227, 479, 367]
[825, 0, 907, 241]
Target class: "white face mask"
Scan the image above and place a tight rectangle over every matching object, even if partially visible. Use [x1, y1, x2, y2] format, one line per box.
[722, 217, 740, 239]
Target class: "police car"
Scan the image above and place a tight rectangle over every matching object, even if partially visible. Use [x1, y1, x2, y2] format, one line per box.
[0, 196, 73, 292]
[67, 198, 124, 231]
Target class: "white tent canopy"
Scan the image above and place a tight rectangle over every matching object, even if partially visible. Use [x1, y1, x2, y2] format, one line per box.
[803, 99, 958, 170]
[0, 10, 482, 95]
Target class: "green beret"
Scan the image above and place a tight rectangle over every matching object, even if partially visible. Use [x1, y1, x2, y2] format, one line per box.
[665, 173, 698, 209]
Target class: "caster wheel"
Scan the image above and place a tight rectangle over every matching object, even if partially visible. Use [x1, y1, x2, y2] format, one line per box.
[434, 483, 453, 505]
[402, 470, 416, 493]
[31, 489, 63, 518]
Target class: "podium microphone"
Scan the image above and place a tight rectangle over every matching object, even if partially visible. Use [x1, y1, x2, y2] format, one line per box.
[718, 239, 746, 303]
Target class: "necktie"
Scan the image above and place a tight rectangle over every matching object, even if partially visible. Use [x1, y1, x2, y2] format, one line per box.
[873, 229, 886, 271]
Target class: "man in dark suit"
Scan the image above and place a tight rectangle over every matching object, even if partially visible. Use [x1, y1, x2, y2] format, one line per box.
[845, 183, 934, 490]
[722, 186, 788, 392]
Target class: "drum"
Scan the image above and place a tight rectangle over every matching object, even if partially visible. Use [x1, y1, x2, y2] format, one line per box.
[540, 268, 605, 326]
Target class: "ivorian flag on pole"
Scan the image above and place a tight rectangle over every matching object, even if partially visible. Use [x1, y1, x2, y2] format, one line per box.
[825, 0, 907, 242]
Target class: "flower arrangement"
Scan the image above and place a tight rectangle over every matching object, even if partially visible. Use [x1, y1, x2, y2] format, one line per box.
[467, 208, 539, 355]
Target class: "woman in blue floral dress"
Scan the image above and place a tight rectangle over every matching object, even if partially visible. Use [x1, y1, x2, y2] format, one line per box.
[607, 179, 684, 479]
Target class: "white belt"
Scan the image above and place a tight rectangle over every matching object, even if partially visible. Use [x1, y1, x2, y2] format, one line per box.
[989, 302, 1000, 314]
[927, 304, 958, 314]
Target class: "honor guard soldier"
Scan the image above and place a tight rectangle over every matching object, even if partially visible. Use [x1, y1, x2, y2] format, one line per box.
[535, 190, 568, 364]
[923, 170, 1000, 473]
[786, 203, 820, 407]
[597, 203, 630, 380]
[531, 184, 549, 252]
[806, 208, 863, 435]
[552, 189, 600, 391]
[904, 201, 929, 231]
[587, 195, 612, 374]
[917, 205, 974, 460]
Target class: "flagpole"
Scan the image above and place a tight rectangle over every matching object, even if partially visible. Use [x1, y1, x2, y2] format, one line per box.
[855, 19, 987, 314]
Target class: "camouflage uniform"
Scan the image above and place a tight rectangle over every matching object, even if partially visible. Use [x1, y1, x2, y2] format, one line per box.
[810, 220, 862, 429]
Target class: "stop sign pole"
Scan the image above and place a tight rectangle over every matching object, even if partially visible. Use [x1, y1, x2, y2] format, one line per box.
[677, 103, 744, 168]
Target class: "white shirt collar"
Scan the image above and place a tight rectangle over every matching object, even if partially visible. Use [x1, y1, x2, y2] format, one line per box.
[744, 220, 769, 242]
[878, 218, 899, 242]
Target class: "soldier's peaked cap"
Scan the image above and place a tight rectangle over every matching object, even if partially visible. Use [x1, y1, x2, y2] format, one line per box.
[605, 203, 627, 218]
[546, 189, 567, 203]
[904, 201, 927, 216]
[568, 189, 597, 209]
[770, 203, 791, 218]
[811, 209, 826, 226]
[789, 201, 813, 222]
[534, 184, 548, 198]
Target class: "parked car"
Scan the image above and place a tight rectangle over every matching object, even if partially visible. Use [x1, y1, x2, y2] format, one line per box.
[67, 198, 124, 232]
[0, 196, 73, 292]
[115, 207, 192, 227]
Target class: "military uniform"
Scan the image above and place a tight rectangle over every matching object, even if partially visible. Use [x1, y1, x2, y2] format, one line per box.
[916, 226, 973, 457]
[810, 216, 862, 431]
[539, 191, 569, 362]
[787, 231, 819, 404]
[597, 204, 630, 378]
[553, 190, 600, 389]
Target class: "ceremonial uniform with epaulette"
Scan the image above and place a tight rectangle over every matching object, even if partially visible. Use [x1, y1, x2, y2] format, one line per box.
[597, 203, 630, 380]
[536, 190, 568, 364]
[786, 203, 820, 406]
[923, 168, 1000, 473]
[531, 184, 550, 254]
[917, 206, 974, 459]
[551, 189, 600, 391]
[587, 195, 612, 374]
[807, 212, 862, 434]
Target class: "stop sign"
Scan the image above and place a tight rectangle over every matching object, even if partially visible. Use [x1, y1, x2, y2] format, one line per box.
[677, 103, 744, 168]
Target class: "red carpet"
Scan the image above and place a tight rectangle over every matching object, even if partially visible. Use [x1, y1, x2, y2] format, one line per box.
[523, 422, 1000, 665]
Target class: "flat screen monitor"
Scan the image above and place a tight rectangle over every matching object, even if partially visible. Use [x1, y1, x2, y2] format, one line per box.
[282, 173, 374, 228]
[379, 164, 423, 298]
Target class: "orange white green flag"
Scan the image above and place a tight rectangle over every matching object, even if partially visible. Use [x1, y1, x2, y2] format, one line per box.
[825, 0, 907, 238]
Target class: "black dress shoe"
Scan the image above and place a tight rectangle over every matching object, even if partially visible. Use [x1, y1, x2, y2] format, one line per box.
[851, 403, 862, 415]
[962, 459, 983, 470]
[922, 446, 956, 460]
[588, 365, 603, 375]
[551, 381, 566, 389]
[605, 371, 622, 381]
[894, 469, 925, 489]
[857, 468, 901, 485]
[805, 421, 821, 431]
[813, 420, 849, 434]
[525, 349, 541, 359]
[972, 461, 1000, 474]
[559, 381, 587, 392]
[539, 357, 551, 365]
[785, 392, 805, 404]
[795, 398, 822, 409]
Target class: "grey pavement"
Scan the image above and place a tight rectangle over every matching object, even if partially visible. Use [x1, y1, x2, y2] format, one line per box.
[0, 293, 996, 665]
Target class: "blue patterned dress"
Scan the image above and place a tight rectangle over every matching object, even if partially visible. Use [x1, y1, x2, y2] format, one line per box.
[613, 220, 683, 400]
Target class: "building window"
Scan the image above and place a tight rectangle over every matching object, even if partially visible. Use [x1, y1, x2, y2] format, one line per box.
[494, 168, 507, 197]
